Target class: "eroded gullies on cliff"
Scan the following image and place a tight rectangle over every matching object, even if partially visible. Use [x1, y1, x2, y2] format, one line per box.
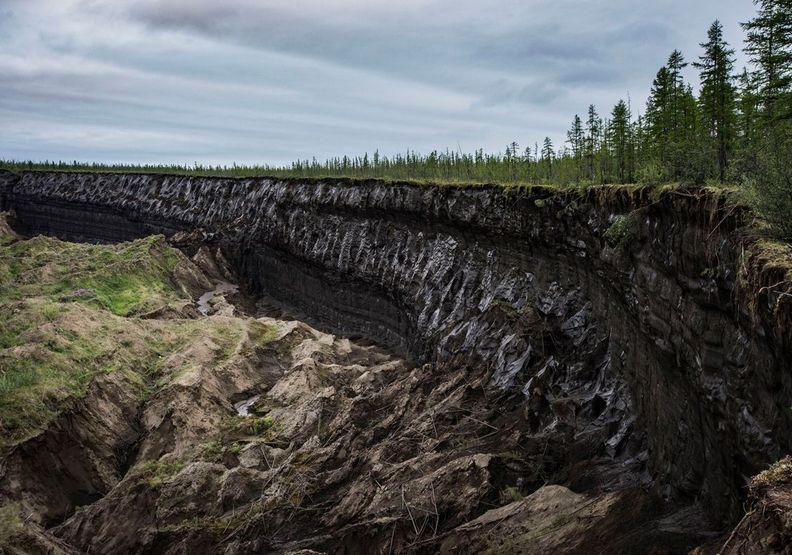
[2, 172, 792, 553]
[0, 215, 726, 554]
[0, 221, 408, 549]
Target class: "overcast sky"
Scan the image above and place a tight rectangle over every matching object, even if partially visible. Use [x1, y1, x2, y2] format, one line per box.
[0, 0, 758, 166]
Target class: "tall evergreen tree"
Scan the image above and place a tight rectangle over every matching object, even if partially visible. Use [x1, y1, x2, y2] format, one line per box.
[742, 0, 792, 122]
[609, 100, 633, 183]
[667, 50, 690, 144]
[567, 115, 584, 178]
[646, 66, 673, 167]
[541, 137, 555, 179]
[585, 105, 601, 180]
[694, 20, 737, 181]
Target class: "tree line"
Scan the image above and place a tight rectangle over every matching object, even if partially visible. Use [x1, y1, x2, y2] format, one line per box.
[263, 0, 792, 194]
[3, 1, 791, 237]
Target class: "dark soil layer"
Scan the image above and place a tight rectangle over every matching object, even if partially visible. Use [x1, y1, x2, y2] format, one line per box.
[1, 170, 791, 553]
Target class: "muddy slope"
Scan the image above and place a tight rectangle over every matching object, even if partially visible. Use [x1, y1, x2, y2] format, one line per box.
[2, 170, 792, 551]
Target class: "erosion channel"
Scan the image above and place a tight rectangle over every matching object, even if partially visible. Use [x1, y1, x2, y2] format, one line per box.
[1, 170, 792, 554]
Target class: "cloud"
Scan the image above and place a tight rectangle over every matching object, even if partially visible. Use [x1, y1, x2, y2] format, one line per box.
[0, 0, 760, 165]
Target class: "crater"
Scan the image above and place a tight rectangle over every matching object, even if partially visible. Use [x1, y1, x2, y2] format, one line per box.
[1, 169, 791, 553]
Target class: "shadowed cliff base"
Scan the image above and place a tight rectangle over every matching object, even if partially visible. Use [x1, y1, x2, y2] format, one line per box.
[1, 172, 791, 553]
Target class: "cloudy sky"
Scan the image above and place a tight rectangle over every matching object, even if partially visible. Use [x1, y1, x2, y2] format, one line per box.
[0, 0, 757, 166]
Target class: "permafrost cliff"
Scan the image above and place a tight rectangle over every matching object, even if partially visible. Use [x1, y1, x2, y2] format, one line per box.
[1, 169, 791, 553]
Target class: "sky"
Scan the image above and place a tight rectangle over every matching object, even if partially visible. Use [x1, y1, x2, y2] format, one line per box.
[0, 0, 758, 166]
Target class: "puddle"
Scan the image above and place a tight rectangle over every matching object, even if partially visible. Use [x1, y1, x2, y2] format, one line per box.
[197, 281, 238, 316]
[234, 394, 261, 417]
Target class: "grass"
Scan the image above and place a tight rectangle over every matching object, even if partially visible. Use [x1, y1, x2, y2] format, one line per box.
[223, 415, 276, 437]
[134, 458, 185, 489]
[0, 158, 745, 190]
[0, 233, 188, 447]
[752, 457, 792, 489]
[0, 504, 21, 545]
[735, 233, 792, 317]
[501, 486, 524, 503]
[0, 234, 183, 316]
[0, 223, 271, 453]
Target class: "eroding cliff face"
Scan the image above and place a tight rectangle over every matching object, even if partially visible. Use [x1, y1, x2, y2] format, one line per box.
[2, 170, 791, 542]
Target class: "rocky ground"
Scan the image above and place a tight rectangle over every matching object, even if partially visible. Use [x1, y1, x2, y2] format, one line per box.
[0, 216, 786, 554]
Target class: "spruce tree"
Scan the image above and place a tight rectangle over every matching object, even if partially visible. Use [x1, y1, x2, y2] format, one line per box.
[541, 137, 554, 179]
[742, 0, 792, 122]
[567, 115, 584, 179]
[694, 20, 737, 181]
[609, 100, 633, 183]
[667, 50, 689, 145]
[585, 105, 601, 180]
[646, 66, 672, 169]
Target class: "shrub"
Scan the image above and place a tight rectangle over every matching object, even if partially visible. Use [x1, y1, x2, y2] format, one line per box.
[749, 131, 792, 241]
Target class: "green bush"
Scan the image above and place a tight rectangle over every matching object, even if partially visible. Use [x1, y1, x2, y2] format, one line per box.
[749, 131, 792, 241]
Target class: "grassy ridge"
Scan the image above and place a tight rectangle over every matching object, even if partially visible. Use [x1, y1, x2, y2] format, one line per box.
[0, 158, 736, 188]
[0, 224, 267, 452]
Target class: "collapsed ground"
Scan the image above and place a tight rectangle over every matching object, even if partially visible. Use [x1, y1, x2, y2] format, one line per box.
[0, 214, 791, 554]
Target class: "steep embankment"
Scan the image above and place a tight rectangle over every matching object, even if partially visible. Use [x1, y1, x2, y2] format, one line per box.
[1, 169, 791, 552]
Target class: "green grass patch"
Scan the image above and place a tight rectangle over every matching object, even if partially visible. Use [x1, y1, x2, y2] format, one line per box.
[134, 458, 185, 489]
[500, 486, 524, 503]
[224, 415, 276, 437]
[0, 503, 22, 545]
[249, 321, 279, 346]
[0, 229, 257, 452]
[0, 234, 185, 317]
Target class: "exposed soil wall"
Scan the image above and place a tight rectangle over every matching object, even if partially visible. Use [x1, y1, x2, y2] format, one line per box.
[3, 169, 791, 531]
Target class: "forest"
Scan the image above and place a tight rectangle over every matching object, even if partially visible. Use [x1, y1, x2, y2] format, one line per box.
[2, 0, 791, 237]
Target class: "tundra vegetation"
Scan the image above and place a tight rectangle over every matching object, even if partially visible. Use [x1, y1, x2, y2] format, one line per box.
[0, 223, 270, 453]
[2, 3, 790, 237]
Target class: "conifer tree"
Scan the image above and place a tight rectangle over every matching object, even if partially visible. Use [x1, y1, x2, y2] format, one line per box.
[742, 0, 792, 122]
[646, 66, 672, 168]
[585, 105, 601, 180]
[609, 100, 633, 183]
[541, 137, 554, 178]
[737, 68, 761, 153]
[567, 115, 584, 179]
[667, 50, 689, 144]
[694, 20, 737, 181]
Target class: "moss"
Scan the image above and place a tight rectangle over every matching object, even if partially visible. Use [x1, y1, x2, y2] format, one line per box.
[752, 457, 792, 489]
[604, 211, 641, 250]
[249, 321, 278, 346]
[0, 234, 17, 247]
[0, 232, 257, 452]
[0, 503, 21, 545]
[501, 486, 524, 503]
[199, 439, 246, 463]
[0, 234, 186, 317]
[736, 236, 792, 316]
[200, 440, 225, 462]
